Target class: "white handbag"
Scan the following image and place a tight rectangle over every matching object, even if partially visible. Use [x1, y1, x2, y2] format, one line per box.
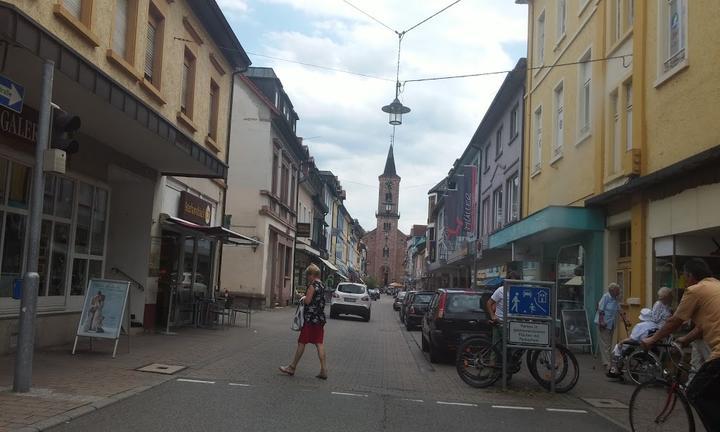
[291, 298, 305, 331]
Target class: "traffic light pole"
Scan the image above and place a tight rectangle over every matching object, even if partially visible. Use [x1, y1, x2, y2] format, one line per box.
[14, 59, 54, 393]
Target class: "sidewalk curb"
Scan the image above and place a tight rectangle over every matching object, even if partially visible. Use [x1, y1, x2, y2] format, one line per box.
[16, 383, 164, 431]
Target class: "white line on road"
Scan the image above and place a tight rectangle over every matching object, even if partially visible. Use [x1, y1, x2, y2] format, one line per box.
[546, 408, 588, 414]
[228, 383, 252, 387]
[436, 401, 478, 407]
[401, 399, 425, 403]
[491, 405, 534, 410]
[176, 379, 215, 384]
[331, 392, 368, 398]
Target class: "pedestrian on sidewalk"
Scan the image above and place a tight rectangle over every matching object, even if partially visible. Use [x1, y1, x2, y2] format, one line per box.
[594, 283, 628, 368]
[642, 258, 720, 431]
[280, 264, 328, 379]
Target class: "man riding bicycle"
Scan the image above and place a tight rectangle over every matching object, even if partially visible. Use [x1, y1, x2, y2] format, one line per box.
[642, 258, 720, 431]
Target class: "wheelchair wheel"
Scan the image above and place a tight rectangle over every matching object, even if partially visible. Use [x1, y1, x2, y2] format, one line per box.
[627, 350, 662, 386]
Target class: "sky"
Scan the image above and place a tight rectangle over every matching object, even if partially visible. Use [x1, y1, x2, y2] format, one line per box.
[218, 0, 528, 234]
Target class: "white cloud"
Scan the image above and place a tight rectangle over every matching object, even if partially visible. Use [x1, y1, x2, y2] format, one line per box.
[217, 0, 249, 13]
[223, 0, 528, 233]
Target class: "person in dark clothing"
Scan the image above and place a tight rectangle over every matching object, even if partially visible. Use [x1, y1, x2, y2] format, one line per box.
[280, 264, 328, 379]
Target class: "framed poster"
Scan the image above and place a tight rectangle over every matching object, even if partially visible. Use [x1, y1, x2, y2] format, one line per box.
[561, 309, 592, 347]
[76, 279, 131, 340]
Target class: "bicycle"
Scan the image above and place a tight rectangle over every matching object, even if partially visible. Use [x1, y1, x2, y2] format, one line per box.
[455, 324, 579, 393]
[627, 340, 698, 432]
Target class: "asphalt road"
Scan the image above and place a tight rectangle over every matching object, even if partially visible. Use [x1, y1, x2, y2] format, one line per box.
[49, 296, 625, 432]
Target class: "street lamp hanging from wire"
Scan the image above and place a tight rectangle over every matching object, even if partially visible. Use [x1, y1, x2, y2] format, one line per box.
[382, 34, 410, 125]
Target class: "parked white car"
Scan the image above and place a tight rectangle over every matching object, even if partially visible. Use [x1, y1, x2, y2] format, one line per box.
[330, 283, 371, 322]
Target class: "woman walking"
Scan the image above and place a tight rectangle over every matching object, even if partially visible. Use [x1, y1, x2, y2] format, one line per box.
[280, 264, 328, 379]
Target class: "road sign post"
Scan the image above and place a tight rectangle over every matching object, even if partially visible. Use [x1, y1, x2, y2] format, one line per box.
[13, 60, 52, 393]
[502, 279, 557, 393]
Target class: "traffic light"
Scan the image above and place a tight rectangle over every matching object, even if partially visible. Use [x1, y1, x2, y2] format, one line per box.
[51, 109, 80, 154]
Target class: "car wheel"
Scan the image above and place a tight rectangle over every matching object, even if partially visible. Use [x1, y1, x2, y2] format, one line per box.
[421, 336, 429, 352]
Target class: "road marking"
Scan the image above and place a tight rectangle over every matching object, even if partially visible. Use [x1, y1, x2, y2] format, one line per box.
[546, 408, 588, 414]
[228, 383, 252, 387]
[401, 398, 424, 403]
[331, 392, 368, 398]
[177, 379, 215, 384]
[436, 401, 478, 407]
[492, 405, 534, 410]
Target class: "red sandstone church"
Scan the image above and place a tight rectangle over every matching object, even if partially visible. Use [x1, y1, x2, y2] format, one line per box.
[363, 145, 408, 287]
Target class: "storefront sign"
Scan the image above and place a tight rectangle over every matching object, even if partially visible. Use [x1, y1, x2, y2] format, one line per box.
[296, 222, 311, 238]
[0, 105, 37, 144]
[179, 191, 212, 226]
[508, 321, 550, 346]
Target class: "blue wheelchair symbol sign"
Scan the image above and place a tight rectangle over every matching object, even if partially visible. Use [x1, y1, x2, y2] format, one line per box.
[507, 285, 551, 317]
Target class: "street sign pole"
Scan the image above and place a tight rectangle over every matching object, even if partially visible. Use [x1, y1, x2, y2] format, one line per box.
[13, 59, 53, 393]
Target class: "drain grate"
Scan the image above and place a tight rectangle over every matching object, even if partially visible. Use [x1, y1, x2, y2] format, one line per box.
[581, 398, 629, 409]
[136, 363, 186, 375]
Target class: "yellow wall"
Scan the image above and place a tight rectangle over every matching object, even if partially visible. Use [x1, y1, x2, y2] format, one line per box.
[642, 0, 720, 173]
[523, 0, 604, 215]
[10, 0, 234, 160]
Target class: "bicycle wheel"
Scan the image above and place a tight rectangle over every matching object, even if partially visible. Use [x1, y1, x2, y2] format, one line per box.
[456, 337, 502, 388]
[629, 381, 694, 432]
[529, 344, 579, 393]
[627, 350, 662, 386]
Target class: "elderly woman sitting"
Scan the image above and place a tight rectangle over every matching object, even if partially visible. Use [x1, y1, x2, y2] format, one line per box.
[607, 308, 659, 377]
[652, 287, 673, 327]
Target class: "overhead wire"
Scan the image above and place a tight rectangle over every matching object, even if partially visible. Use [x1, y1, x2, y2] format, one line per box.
[341, 0, 399, 35]
[244, 51, 395, 81]
[402, 0, 464, 35]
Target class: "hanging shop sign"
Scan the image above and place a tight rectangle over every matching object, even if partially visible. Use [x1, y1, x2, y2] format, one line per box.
[296, 222, 311, 238]
[179, 191, 212, 226]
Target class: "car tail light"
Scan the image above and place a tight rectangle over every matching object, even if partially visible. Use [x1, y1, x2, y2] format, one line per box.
[332, 292, 340, 298]
[436, 293, 447, 319]
[361, 296, 369, 301]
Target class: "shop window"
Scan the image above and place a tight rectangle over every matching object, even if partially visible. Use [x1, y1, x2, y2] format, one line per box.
[557, 244, 585, 313]
[38, 175, 76, 297]
[70, 181, 109, 296]
[0, 160, 31, 298]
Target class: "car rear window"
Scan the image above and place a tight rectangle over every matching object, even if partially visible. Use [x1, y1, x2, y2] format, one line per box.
[446, 294, 485, 314]
[413, 294, 433, 304]
[397, 292, 407, 299]
[338, 284, 365, 294]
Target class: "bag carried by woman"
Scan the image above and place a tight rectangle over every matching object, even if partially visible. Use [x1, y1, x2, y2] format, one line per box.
[291, 297, 305, 331]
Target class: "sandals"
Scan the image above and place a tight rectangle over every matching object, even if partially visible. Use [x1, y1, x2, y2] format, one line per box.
[279, 366, 295, 376]
[316, 371, 328, 380]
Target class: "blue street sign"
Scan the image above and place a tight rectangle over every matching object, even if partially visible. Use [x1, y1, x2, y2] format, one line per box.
[0, 74, 25, 113]
[507, 285, 551, 317]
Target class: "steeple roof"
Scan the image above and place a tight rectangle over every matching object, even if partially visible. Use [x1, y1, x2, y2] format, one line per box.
[382, 145, 399, 178]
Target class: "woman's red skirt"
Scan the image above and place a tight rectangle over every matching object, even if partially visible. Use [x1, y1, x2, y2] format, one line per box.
[298, 323, 325, 344]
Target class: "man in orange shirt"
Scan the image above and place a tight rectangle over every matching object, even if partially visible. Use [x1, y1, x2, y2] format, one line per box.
[643, 258, 720, 431]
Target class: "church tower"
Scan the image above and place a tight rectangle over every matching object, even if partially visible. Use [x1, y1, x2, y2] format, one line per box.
[374, 145, 403, 286]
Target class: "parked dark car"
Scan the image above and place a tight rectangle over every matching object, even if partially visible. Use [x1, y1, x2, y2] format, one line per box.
[403, 291, 435, 330]
[393, 291, 407, 311]
[421, 289, 493, 363]
[399, 291, 417, 324]
[367, 288, 380, 300]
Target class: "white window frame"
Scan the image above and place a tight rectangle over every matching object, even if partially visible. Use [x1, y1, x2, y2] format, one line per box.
[552, 81, 564, 161]
[577, 48, 592, 143]
[624, 80, 633, 152]
[655, 0, 688, 86]
[610, 89, 622, 174]
[557, 0, 567, 42]
[506, 173, 520, 223]
[532, 105, 543, 174]
[536, 11, 546, 69]
[492, 188, 504, 231]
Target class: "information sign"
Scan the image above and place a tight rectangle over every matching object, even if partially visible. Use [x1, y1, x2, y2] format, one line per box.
[507, 285, 551, 317]
[508, 321, 550, 346]
[0, 74, 24, 113]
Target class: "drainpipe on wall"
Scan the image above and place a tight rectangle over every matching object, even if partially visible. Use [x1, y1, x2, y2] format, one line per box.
[216, 66, 248, 295]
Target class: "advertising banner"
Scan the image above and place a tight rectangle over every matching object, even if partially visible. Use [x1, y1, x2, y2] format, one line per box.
[76, 279, 130, 340]
[444, 165, 477, 240]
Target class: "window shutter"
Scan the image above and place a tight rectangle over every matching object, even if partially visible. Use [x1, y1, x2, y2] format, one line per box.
[113, 0, 129, 57]
[63, 0, 82, 18]
[144, 22, 156, 79]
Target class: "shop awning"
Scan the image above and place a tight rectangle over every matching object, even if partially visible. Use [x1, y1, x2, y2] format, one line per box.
[296, 241, 320, 257]
[319, 257, 339, 273]
[477, 276, 504, 289]
[489, 206, 605, 249]
[162, 215, 261, 246]
[563, 276, 584, 286]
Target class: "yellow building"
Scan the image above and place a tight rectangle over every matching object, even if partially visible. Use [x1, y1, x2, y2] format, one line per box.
[511, 0, 720, 330]
[0, 0, 250, 352]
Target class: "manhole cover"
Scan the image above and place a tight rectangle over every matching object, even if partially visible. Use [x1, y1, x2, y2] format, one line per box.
[581, 398, 628, 409]
[136, 363, 186, 375]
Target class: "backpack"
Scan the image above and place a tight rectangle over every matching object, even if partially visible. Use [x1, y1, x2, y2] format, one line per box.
[291, 298, 305, 331]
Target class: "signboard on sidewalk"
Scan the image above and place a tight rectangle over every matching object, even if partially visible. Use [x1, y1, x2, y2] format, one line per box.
[562, 309, 592, 347]
[0, 74, 24, 113]
[506, 285, 551, 317]
[76, 279, 130, 340]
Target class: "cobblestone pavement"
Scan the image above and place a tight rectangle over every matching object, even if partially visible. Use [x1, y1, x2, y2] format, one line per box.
[1, 296, 703, 431]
